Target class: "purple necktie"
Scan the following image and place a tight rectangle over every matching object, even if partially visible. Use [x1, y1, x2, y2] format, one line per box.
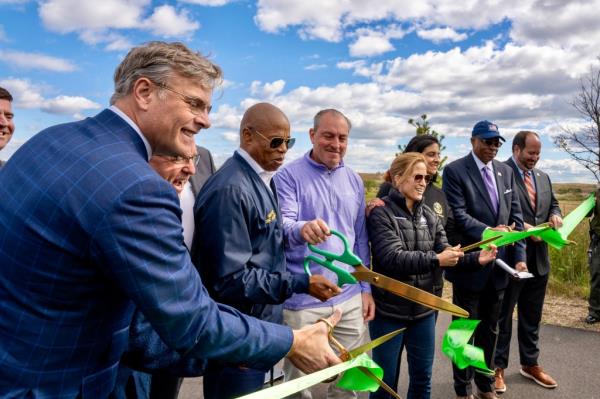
[482, 166, 498, 214]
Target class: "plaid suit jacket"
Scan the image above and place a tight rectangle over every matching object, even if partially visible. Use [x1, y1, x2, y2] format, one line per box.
[0, 109, 292, 398]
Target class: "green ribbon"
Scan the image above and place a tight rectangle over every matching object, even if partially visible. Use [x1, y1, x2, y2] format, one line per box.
[478, 194, 596, 250]
[442, 319, 494, 375]
[537, 193, 596, 249]
[236, 353, 383, 399]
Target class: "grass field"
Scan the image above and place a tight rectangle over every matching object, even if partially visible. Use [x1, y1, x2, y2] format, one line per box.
[360, 176, 596, 299]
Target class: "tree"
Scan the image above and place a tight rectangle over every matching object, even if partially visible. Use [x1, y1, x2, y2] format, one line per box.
[554, 62, 600, 182]
[398, 114, 448, 170]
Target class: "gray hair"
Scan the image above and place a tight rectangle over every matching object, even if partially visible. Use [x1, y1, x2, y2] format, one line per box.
[110, 41, 223, 104]
[313, 109, 352, 131]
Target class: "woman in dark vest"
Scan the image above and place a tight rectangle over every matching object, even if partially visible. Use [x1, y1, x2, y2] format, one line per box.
[367, 153, 496, 399]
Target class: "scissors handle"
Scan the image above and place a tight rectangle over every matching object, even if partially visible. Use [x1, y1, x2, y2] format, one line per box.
[303, 230, 361, 287]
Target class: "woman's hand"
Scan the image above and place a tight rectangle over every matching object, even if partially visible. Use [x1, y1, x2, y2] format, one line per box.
[478, 244, 498, 265]
[437, 245, 464, 267]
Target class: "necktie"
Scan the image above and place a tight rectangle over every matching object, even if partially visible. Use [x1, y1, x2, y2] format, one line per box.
[482, 166, 499, 214]
[524, 171, 536, 210]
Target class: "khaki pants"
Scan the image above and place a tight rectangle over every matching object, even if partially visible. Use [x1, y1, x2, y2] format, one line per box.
[282, 293, 369, 399]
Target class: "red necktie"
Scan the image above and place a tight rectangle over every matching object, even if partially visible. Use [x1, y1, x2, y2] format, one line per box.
[524, 171, 536, 210]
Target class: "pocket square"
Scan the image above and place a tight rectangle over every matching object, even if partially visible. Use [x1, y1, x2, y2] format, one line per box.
[503, 188, 512, 194]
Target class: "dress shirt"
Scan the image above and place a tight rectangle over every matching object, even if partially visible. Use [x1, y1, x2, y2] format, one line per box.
[236, 148, 275, 193]
[180, 181, 195, 250]
[109, 105, 152, 160]
[511, 155, 537, 191]
[471, 151, 499, 199]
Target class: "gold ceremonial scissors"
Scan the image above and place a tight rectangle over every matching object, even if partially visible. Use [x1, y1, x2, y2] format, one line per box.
[318, 318, 404, 399]
[304, 230, 469, 318]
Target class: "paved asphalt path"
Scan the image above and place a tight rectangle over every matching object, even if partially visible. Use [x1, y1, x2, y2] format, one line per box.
[179, 313, 600, 398]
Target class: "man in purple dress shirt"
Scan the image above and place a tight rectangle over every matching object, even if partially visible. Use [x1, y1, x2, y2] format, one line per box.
[274, 108, 375, 399]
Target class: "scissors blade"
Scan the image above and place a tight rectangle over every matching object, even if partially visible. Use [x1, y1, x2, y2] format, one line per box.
[460, 234, 503, 252]
[357, 366, 402, 399]
[352, 266, 469, 318]
[346, 328, 405, 359]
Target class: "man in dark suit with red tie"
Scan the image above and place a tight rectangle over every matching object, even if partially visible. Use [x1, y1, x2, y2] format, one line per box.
[494, 131, 562, 394]
[443, 121, 526, 399]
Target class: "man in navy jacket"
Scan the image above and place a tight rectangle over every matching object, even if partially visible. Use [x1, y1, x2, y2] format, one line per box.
[0, 42, 341, 398]
[443, 120, 526, 399]
[192, 102, 340, 399]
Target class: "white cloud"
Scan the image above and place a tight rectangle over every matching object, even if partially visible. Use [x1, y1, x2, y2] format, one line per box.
[41, 95, 101, 115]
[39, 0, 148, 33]
[417, 27, 467, 43]
[249, 79, 286, 98]
[39, 0, 200, 49]
[0, 78, 101, 117]
[349, 35, 394, 58]
[0, 50, 76, 72]
[304, 63, 327, 71]
[349, 24, 408, 57]
[221, 131, 238, 143]
[141, 5, 199, 37]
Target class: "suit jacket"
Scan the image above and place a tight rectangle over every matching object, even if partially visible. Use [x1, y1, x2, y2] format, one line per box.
[0, 109, 292, 398]
[189, 145, 216, 197]
[442, 153, 526, 291]
[505, 158, 561, 276]
[191, 152, 308, 324]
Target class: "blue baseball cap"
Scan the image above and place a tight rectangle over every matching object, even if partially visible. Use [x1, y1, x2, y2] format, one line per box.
[472, 120, 505, 141]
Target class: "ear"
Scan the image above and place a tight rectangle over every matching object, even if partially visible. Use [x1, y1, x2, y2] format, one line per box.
[132, 77, 154, 111]
[240, 126, 253, 147]
[309, 128, 316, 144]
[393, 173, 402, 189]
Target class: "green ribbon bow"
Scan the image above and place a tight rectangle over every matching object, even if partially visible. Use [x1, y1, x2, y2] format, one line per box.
[442, 319, 494, 376]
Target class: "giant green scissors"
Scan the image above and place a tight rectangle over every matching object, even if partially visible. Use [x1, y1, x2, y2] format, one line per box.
[304, 230, 469, 318]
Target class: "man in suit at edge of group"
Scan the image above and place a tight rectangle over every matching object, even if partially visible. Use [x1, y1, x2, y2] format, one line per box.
[0, 86, 15, 168]
[493, 131, 562, 394]
[442, 120, 527, 399]
[0, 41, 342, 398]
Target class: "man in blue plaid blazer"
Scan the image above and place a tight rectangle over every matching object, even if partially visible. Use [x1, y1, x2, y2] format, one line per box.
[0, 42, 341, 398]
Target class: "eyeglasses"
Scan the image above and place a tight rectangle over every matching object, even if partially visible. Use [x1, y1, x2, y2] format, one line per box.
[155, 153, 199, 165]
[157, 83, 212, 115]
[479, 138, 503, 148]
[413, 174, 432, 184]
[254, 129, 296, 149]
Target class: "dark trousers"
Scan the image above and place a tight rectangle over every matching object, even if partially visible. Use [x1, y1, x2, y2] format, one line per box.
[369, 313, 436, 399]
[203, 364, 265, 399]
[149, 375, 182, 399]
[451, 281, 504, 396]
[589, 238, 600, 318]
[495, 272, 548, 368]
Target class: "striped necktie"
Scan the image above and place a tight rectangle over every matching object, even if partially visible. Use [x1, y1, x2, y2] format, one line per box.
[523, 171, 536, 210]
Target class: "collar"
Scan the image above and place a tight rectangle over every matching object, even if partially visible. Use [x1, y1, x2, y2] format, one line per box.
[471, 151, 493, 171]
[109, 105, 152, 160]
[236, 147, 276, 181]
[304, 150, 345, 172]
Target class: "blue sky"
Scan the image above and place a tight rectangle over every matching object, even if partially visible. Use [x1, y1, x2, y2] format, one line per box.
[1, 0, 600, 182]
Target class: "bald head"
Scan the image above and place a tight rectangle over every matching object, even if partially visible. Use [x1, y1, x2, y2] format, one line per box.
[240, 102, 291, 171]
[240, 102, 289, 136]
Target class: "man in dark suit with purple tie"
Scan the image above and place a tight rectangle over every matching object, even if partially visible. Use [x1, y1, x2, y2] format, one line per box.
[443, 121, 527, 399]
[494, 131, 562, 394]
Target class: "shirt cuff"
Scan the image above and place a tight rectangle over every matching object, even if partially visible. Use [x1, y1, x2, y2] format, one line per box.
[359, 281, 371, 293]
[289, 221, 307, 247]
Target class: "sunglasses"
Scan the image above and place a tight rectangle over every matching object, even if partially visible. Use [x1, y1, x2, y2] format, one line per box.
[479, 138, 503, 148]
[254, 129, 296, 149]
[413, 174, 432, 184]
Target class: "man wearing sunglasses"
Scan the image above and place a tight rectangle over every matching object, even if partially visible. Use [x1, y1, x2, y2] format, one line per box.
[274, 109, 375, 399]
[443, 120, 526, 399]
[191, 102, 341, 399]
